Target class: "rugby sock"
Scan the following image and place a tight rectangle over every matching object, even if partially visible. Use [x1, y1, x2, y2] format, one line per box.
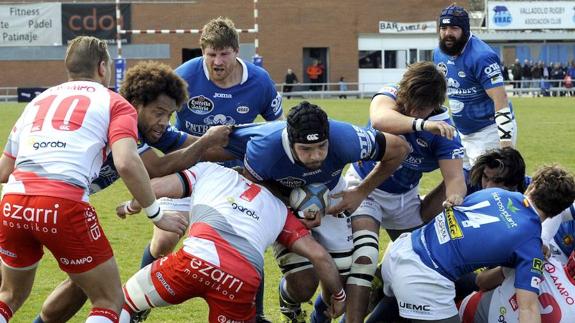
[279, 277, 298, 307]
[86, 308, 119, 323]
[32, 314, 45, 323]
[140, 244, 156, 268]
[0, 301, 12, 323]
[310, 294, 329, 323]
[118, 306, 133, 323]
[255, 272, 265, 316]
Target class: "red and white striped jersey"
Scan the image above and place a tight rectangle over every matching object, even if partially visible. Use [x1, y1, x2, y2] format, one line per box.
[2, 81, 138, 202]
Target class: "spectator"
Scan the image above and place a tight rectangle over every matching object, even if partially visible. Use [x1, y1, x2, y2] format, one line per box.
[501, 62, 509, 82]
[551, 63, 566, 96]
[531, 61, 543, 97]
[338, 76, 348, 99]
[511, 58, 522, 93]
[284, 68, 299, 99]
[306, 59, 323, 91]
[522, 59, 532, 95]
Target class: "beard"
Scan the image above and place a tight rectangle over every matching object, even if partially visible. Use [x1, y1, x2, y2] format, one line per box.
[439, 34, 467, 56]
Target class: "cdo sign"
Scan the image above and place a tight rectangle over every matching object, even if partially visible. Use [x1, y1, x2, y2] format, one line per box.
[62, 3, 131, 44]
[488, 1, 575, 30]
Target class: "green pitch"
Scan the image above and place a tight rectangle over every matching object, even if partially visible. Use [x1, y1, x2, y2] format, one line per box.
[0, 97, 573, 322]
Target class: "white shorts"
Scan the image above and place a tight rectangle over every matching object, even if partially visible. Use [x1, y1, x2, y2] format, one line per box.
[460, 122, 518, 170]
[381, 233, 457, 320]
[345, 167, 423, 230]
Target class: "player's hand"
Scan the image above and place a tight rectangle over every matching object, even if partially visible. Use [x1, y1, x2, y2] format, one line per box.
[116, 200, 141, 219]
[298, 209, 322, 229]
[326, 188, 365, 217]
[203, 125, 232, 147]
[542, 244, 551, 259]
[442, 194, 464, 209]
[154, 210, 188, 236]
[423, 120, 456, 140]
[326, 295, 346, 318]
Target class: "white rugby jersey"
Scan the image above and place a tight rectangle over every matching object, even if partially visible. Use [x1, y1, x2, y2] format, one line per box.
[462, 257, 575, 323]
[2, 81, 138, 202]
[179, 162, 306, 276]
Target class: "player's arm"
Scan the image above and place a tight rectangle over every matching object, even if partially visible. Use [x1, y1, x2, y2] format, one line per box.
[475, 266, 505, 291]
[370, 94, 455, 139]
[486, 86, 513, 148]
[289, 234, 346, 318]
[420, 158, 466, 222]
[328, 132, 409, 215]
[0, 153, 15, 183]
[516, 288, 540, 323]
[141, 125, 231, 178]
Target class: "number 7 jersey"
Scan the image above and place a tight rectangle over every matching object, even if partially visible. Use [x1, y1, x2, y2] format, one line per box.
[2, 81, 138, 202]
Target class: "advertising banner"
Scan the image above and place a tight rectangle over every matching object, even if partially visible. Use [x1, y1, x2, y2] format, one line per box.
[0, 3, 62, 47]
[488, 1, 575, 30]
[62, 3, 131, 44]
[379, 21, 437, 34]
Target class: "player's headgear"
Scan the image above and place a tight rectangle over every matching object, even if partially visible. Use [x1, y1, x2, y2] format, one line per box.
[287, 101, 329, 145]
[439, 5, 470, 41]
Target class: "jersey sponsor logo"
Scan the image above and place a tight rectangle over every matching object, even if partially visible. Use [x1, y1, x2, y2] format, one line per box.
[506, 198, 519, 213]
[451, 147, 465, 159]
[562, 234, 574, 247]
[154, 270, 176, 296]
[379, 86, 398, 96]
[435, 212, 451, 244]
[447, 87, 479, 96]
[184, 121, 209, 135]
[204, 114, 236, 126]
[445, 207, 463, 239]
[484, 63, 502, 77]
[271, 93, 282, 114]
[532, 258, 544, 274]
[492, 5, 512, 27]
[531, 276, 542, 289]
[544, 262, 556, 273]
[59, 256, 93, 266]
[227, 198, 260, 220]
[549, 272, 575, 305]
[0, 247, 16, 258]
[491, 75, 504, 85]
[415, 138, 428, 148]
[217, 315, 242, 323]
[498, 306, 508, 323]
[2, 202, 60, 234]
[30, 139, 67, 150]
[331, 169, 342, 177]
[187, 256, 245, 299]
[398, 301, 431, 313]
[236, 105, 250, 114]
[84, 206, 102, 241]
[278, 176, 306, 188]
[213, 92, 232, 99]
[458, 71, 466, 78]
[187, 95, 214, 115]
[437, 62, 448, 76]
[353, 125, 374, 159]
[492, 192, 518, 228]
[508, 293, 518, 311]
[302, 169, 322, 176]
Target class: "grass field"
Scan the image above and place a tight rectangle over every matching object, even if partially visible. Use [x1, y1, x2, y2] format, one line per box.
[0, 97, 574, 322]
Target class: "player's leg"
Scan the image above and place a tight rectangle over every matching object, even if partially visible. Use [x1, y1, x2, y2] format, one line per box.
[0, 265, 38, 321]
[274, 242, 319, 322]
[345, 215, 380, 323]
[34, 278, 88, 323]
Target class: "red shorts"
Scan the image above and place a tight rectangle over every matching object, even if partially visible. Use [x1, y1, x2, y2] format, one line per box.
[0, 194, 113, 273]
[148, 248, 260, 322]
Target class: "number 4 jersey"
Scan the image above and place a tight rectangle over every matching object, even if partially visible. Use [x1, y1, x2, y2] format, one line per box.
[2, 81, 138, 202]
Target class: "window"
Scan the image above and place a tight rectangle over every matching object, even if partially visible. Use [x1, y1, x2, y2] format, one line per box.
[409, 49, 417, 64]
[384, 50, 407, 69]
[419, 50, 433, 62]
[359, 50, 382, 69]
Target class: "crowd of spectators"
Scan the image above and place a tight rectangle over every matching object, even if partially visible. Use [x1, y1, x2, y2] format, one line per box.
[504, 59, 575, 96]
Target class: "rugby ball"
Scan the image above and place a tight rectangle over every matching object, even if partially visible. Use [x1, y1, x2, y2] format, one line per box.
[289, 183, 330, 219]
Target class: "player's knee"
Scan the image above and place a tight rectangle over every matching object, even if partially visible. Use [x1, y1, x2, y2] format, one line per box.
[348, 230, 379, 287]
[150, 231, 180, 257]
[285, 271, 319, 301]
